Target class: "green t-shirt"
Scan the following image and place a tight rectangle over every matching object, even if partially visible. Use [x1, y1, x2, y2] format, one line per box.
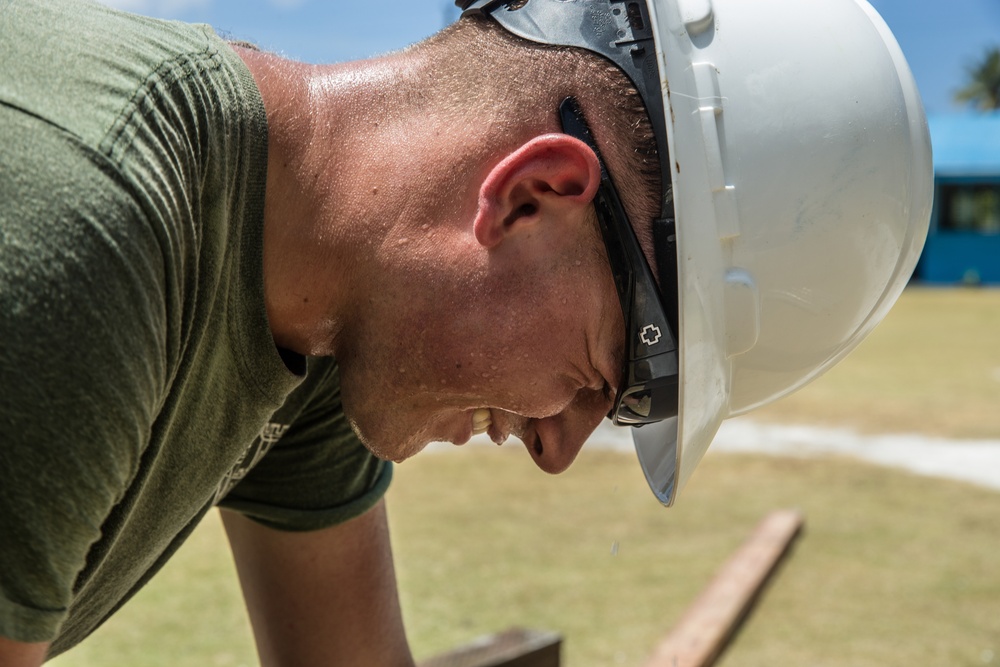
[0, 0, 390, 654]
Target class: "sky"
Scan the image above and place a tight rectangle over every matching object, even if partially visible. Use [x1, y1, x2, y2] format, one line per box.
[95, 0, 1000, 116]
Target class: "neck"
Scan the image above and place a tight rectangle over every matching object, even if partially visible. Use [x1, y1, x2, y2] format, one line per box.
[236, 47, 429, 357]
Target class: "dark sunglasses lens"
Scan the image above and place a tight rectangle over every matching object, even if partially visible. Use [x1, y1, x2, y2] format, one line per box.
[613, 375, 680, 425]
[621, 387, 652, 420]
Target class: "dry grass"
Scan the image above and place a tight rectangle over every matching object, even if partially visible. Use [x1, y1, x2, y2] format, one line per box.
[390, 447, 1000, 667]
[51, 447, 1000, 667]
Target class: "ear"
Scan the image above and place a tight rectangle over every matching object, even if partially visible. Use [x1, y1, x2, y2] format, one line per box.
[473, 134, 601, 249]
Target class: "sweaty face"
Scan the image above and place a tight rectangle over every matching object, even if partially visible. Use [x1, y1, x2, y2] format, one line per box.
[334, 211, 624, 474]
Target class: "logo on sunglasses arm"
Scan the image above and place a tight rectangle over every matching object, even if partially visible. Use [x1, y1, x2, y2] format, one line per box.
[639, 324, 662, 347]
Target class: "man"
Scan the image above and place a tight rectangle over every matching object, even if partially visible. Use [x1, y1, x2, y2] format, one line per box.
[0, 0, 931, 664]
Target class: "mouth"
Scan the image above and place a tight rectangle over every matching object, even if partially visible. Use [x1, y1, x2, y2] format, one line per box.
[450, 408, 497, 447]
[472, 408, 516, 447]
[472, 408, 492, 435]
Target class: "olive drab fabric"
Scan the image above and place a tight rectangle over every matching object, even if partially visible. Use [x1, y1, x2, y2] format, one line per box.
[0, 0, 389, 654]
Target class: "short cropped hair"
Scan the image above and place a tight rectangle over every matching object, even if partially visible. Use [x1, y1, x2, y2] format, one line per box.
[424, 15, 662, 254]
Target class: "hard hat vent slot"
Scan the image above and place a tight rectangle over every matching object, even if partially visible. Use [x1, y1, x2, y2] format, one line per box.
[626, 2, 645, 31]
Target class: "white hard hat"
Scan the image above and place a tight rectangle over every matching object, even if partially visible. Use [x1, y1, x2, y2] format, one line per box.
[458, 0, 933, 505]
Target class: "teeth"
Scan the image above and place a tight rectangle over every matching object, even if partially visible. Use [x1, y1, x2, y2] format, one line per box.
[472, 408, 491, 435]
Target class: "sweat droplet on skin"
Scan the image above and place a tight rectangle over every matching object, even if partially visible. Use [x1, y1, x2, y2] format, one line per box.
[397, 237, 409, 245]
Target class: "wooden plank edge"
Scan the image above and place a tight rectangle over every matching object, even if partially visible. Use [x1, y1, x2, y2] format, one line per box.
[419, 627, 562, 667]
[642, 508, 806, 667]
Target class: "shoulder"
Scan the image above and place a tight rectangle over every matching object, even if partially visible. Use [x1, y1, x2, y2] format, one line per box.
[2, 0, 260, 153]
[0, 102, 168, 374]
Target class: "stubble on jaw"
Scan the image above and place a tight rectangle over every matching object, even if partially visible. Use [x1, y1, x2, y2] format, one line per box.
[333, 191, 620, 465]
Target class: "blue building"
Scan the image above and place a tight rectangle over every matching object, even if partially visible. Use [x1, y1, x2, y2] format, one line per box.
[916, 112, 1000, 284]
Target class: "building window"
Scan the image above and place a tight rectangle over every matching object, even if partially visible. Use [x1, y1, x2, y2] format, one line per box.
[939, 183, 1000, 234]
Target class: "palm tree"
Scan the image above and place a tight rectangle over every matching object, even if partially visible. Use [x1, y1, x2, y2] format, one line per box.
[954, 46, 1000, 111]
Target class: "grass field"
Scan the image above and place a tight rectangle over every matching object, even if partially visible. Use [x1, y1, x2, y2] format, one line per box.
[48, 287, 1000, 666]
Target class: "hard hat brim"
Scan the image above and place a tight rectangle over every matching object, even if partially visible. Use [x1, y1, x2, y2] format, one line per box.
[631, 0, 933, 507]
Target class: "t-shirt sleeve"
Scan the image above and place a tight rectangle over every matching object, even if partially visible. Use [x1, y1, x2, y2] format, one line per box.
[0, 108, 168, 642]
[217, 358, 392, 532]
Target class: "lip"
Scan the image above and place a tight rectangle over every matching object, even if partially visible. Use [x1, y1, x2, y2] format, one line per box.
[452, 416, 474, 446]
[450, 409, 483, 446]
[489, 409, 525, 447]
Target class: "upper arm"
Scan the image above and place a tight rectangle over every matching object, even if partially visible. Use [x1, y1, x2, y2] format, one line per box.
[0, 104, 167, 645]
[0, 636, 48, 667]
[221, 500, 414, 667]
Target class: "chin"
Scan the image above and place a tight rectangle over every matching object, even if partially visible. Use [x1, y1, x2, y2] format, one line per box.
[347, 413, 432, 463]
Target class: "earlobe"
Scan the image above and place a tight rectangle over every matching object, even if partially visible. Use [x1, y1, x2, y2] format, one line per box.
[473, 134, 601, 248]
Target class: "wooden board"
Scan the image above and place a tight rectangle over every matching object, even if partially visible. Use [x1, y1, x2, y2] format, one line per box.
[419, 627, 562, 667]
[643, 509, 805, 667]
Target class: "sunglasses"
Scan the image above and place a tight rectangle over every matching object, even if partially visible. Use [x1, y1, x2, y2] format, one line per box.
[557, 97, 679, 427]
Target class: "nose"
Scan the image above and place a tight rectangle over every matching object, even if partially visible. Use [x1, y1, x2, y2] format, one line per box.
[523, 387, 611, 474]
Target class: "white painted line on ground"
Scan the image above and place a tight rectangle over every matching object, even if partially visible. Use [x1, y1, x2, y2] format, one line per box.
[432, 417, 1000, 493]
